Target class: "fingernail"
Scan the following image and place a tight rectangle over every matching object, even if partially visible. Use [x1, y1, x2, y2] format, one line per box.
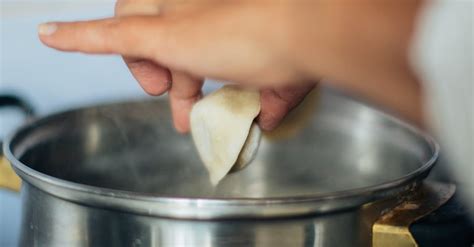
[38, 23, 57, 36]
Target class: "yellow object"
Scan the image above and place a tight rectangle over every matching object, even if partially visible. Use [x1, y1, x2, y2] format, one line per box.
[0, 155, 21, 192]
[372, 182, 455, 247]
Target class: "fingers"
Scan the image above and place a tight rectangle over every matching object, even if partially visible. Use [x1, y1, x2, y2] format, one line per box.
[38, 4, 311, 133]
[124, 58, 172, 95]
[37, 5, 274, 83]
[115, 0, 203, 130]
[169, 71, 204, 133]
[39, 16, 202, 132]
[37, 14, 206, 79]
[258, 84, 316, 131]
[115, 0, 171, 96]
[114, 0, 207, 133]
[38, 16, 170, 60]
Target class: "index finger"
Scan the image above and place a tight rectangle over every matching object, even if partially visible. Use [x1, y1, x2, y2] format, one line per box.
[38, 17, 168, 60]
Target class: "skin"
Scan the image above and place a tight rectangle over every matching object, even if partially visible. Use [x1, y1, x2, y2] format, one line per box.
[119, 0, 316, 133]
[38, 0, 425, 129]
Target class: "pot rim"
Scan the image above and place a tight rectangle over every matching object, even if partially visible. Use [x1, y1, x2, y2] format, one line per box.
[2, 99, 439, 219]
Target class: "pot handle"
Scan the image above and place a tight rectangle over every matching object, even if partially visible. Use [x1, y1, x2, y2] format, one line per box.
[372, 182, 456, 247]
[0, 94, 36, 192]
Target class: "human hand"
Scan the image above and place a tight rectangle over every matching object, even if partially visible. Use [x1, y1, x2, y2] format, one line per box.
[65, 0, 316, 133]
[38, 1, 423, 127]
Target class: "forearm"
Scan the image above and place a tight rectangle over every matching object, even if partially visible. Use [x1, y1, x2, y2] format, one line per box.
[287, 0, 425, 126]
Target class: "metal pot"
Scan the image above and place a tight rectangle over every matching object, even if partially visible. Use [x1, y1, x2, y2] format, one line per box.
[2, 88, 438, 247]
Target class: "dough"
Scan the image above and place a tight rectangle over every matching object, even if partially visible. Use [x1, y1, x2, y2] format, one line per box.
[190, 85, 261, 185]
[232, 122, 261, 172]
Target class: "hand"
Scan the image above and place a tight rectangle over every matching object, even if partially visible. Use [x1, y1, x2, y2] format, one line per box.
[95, 0, 317, 132]
[38, 1, 423, 126]
[114, 0, 203, 134]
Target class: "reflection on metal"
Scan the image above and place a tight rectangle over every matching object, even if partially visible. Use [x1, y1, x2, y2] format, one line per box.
[372, 182, 455, 247]
[0, 155, 21, 191]
[4, 89, 438, 219]
[20, 184, 366, 247]
[85, 122, 101, 155]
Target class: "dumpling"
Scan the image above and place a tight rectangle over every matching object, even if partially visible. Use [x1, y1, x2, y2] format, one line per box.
[190, 85, 261, 185]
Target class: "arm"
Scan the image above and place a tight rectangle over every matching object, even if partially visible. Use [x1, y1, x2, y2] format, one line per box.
[38, 0, 425, 126]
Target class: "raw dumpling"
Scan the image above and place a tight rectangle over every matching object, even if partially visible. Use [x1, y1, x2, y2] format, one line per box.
[190, 86, 261, 185]
[232, 122, 261, 172]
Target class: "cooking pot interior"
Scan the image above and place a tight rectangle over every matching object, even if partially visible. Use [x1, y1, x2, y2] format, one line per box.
[10, 90, 434, 198]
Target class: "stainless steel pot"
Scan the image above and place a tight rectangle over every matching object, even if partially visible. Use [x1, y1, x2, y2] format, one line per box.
[2, 88, 438, 247]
